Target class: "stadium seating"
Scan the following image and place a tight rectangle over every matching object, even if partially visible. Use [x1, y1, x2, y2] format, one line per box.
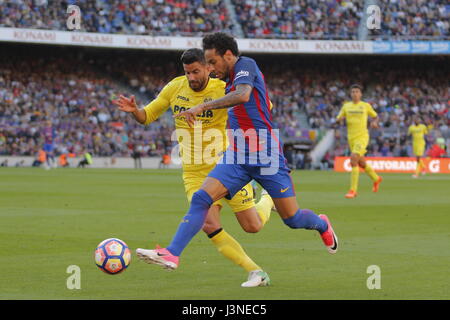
[1, 45, 448, 159]
[232, 0, 363, 40]
[368, 0, 449, 40]
[0, 47, 174, 157]
[0, 0, 233, 36]
[0, 0, 447, 39]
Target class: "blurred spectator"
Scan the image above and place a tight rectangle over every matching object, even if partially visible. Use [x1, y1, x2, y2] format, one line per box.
[132, 144, 143, 169]
[59, 154, 69, 167]
[427, 139, 447, 157]
[77, 151, 93, 168]
[15, 159, 25, 167]
[32, 149, 46, 167]
[159, 151, 171, 168]
[320, 151, 333, 170]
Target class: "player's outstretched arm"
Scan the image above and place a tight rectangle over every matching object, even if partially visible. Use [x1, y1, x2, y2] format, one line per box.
[202, 84, 253, 110]
[336, 117, 345, 126]
[174, 84, 252, 127]
[370, 117, 380, 129]
[112, 95, 147, 124]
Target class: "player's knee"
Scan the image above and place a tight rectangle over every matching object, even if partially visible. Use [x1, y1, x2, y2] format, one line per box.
[191, 190, 213, 211]
[202, 216, 221, 234]
[242, 221, 261, 233]
[202, 223, 216, 234]
[203, 224, 221, 235]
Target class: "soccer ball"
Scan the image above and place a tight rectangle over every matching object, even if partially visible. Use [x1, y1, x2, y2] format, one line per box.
[94, 238, 131, 274]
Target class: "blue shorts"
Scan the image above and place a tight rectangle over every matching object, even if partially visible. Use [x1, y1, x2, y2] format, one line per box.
[43, 143, 53, 153]
[208, 163, 296, 199]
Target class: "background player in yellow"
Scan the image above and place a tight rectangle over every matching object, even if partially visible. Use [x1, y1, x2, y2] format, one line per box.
[336, 84, 383, 198]
[113, 48, 274, 287]
[408, 116, 429, 178]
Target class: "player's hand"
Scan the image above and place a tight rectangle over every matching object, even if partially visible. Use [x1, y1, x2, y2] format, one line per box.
[112, 95, 138, 113]
[370, 121, 379, 129]
[173, 104, 204, 127]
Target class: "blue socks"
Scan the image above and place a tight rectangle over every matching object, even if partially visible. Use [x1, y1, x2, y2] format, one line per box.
[283, 209, 328, 233]
[167, 189, 213, 256]
[166, 193, 325, 256]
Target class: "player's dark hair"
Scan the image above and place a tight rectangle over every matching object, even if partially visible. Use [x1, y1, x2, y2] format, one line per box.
[350, 84, 363, 91]
[202, 32, 239, 57]
[180, 48, 206, 65]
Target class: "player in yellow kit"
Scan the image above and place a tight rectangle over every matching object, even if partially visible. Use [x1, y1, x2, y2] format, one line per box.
[113, 48, 274, 287]
[408, 116, 429, 178]
[336, 84, 383, 198]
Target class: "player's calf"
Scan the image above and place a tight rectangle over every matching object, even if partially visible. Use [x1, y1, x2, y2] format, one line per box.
[282, 209, 328, 232]
[235, 208, 263, 233]
[281, 209, 338, 254]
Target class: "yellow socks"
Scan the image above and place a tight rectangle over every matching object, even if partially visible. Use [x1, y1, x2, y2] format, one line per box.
[416, 159, 424, 175]
[210, 229, 260, 272]
[364, 163, 379, 182]
[255, 194, 273, 226]
[350, 166, 359, 192]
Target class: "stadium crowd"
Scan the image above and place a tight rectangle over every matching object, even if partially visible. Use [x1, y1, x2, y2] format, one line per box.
[253, 55, 449, 162]
[308, 65, 448, 158]
[0, 0, 448, 40]
[0, 46, 448, 164]
[0, 0, 233, 36]
[369, 0, 449, 40]
[232, 0, 363, 40]
[0, 48, 175, 159]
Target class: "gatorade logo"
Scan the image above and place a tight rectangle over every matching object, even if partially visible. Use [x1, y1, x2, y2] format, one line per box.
[337, 157, 450, 174]
[429, 160, 440, 173]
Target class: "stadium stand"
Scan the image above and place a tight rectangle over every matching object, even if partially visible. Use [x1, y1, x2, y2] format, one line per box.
[0, 1, 447, 39]
[368, 0, 449, 40]
[0, 0, 234, 36]
[0, 0, 448, 162]
[232, 0, 364, 40]
[0, 45, 175, 158]
[1, 44, 448, 162]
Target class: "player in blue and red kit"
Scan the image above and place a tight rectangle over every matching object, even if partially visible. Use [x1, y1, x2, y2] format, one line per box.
[136, 33, 338, 273]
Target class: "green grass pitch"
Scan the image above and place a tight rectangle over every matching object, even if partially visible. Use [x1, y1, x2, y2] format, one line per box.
[0, 168, 449, 299]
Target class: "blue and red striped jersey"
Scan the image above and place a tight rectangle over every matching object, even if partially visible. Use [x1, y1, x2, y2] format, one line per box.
[225, 56, 285, 166]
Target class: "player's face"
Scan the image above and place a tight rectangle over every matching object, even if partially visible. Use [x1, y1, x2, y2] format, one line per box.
[204, 49, 229, 80]
[183, 61, 209, 92]
[350, 88, 362, 101]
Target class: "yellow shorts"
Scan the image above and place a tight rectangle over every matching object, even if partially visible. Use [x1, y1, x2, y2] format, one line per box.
[349, 136, 369, 156]
[183, 170, 255, 213]
[413, 143, 425, 157]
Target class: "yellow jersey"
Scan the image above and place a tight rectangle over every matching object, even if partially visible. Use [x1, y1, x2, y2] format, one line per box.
[408, 124, 428, 145]
[336, 101, 377, 140]
[143, 76, 228, 172]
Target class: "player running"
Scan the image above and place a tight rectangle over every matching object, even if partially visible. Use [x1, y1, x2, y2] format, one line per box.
[336, 84, 383, 199]
[408, 116, 429, 178]
[113, 48, 274, 287]
[135, 32, 338, 276]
